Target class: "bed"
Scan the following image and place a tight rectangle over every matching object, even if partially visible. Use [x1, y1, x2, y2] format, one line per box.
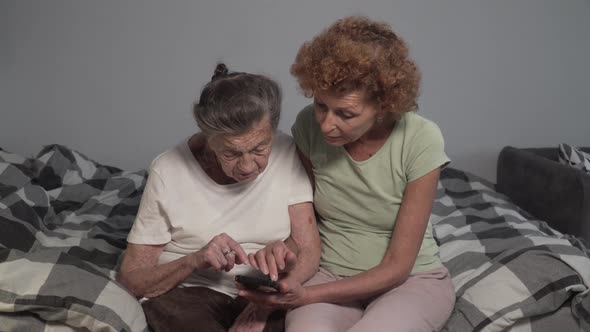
[0, 144, 589, 331]
[433, 167, 590, 331]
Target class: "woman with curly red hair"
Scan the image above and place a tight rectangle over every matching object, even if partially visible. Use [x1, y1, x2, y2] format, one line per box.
[240, 16, 455, 331]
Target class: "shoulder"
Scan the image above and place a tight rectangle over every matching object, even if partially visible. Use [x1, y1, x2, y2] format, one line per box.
[297, 104, 315, 120]
[401, 112, 441, 132]
[272, 131, 295, 149]
[148, 141, 190, 177]
[295, 104, 315, 125]
[291, 104, 322, 153]
[400, 112, 444, 141]
[293, 105, 317, 130]
[269, 131, 297, 162]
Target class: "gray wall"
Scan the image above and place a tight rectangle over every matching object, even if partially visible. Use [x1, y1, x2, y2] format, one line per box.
[2, 0, 589, 181]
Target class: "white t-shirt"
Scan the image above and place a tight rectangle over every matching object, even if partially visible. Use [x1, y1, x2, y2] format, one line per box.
[127, 131, 313, 297]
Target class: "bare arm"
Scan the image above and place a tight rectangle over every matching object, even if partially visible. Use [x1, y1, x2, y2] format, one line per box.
[248, 202, 321, 282]
[117, 243, 194, 298]
[282, 202, 321, 284]
[118, 233, 249, 298]
[302, 168, 441, 304]
[285, 148, 321, 284]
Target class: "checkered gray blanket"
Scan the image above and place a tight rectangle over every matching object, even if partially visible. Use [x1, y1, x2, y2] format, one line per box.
[434, 168, 590, 332]
[2, 145, 590, 332]
[0, 145, 148, 331]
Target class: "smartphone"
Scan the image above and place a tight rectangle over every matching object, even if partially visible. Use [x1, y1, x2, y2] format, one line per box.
[235, 275, 280, 292]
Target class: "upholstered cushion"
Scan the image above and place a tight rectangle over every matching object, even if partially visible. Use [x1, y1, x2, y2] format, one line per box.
[558, 143, 590, 174]
[497, 146, 590, 245]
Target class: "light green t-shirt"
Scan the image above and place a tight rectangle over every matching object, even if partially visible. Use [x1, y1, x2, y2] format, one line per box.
[291, 105, 450, 276]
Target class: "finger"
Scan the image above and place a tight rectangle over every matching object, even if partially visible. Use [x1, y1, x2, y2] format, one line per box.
[214, 249, 229, 271]
[266, 251, 279, 281]
[211, 235, 231, 250]
[226, 238, 249, 265]
[233, 247, 249, 266]
[272, 245, 286, 271]
[230, 244, 248, 264]
[207, 237, 230, 271]
[248, 253, 260, 270]
[212, 242, 233, 269]
[224, 251, 236, 272]
[255, 250, 269, 276]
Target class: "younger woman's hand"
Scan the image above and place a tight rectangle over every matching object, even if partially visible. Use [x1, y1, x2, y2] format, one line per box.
[237, 276, 307, 310]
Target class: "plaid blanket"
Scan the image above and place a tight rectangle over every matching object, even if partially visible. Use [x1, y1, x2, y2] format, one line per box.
[2, 144, 590, 332]
[434, 168, 590, 332]
[0, 145, 148, 331]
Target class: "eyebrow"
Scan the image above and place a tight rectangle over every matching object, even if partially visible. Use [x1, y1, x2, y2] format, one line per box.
[223, 138, 272, 153]
[334, 107, 360, 117]
[335, 107, 355, 113]
[315, 99, 359, 114]
[253, 138, 272, 149]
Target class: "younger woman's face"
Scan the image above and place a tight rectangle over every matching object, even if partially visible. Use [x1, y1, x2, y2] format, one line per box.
[313, 90, 379, 146]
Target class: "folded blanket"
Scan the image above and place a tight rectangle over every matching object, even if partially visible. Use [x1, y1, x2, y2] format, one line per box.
[0, 145, 148, 332]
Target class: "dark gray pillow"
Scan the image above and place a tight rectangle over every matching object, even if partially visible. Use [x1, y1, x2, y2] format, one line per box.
[558, 143, 590, 174]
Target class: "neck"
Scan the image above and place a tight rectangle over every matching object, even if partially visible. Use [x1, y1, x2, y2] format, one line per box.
[358, 114, 397, 144]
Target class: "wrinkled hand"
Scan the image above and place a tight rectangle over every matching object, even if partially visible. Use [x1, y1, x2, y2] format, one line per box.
[190, 233, 248, 272]
[228, 303, 271, 332]
[237, 276, 306, 310]
[249, 241, 297, 281]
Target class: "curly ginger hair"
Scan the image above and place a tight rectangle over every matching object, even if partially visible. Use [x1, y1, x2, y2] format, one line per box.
[291, 16, 421, 115]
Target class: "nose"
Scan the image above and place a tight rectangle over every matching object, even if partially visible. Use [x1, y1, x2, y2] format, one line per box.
[237, 154, 257, 174]
[319, 111, 335, 135]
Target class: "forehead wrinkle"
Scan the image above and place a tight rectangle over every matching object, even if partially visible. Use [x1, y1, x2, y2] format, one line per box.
[316, 92, 365, 113]
[220, 128, 272, 153]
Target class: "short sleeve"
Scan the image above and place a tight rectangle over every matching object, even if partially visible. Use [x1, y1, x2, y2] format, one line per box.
[405, 119, 450, 182]
[290, 105, 315, 158]
[286, 142, 314, 205]
[127, 169, 172, 245]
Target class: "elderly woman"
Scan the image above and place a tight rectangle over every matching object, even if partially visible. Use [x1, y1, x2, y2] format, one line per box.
[239, 17, 455, 331]
[117, 64, 320, 332]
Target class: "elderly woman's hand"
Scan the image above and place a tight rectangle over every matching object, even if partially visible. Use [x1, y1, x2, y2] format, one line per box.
[190, 233, 249, 272]
[237, 276, 307, 310]
[248, 241, 297, 281]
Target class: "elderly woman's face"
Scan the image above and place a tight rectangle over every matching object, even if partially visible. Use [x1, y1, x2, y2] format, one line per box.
[313, 90, 379, 146]
[208, 117, 274, 183]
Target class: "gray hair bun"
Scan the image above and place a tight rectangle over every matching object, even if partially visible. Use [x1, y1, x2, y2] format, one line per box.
[212, 63, 229, 81]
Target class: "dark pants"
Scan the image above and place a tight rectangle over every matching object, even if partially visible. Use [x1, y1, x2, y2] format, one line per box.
[142, 287, 284, 332]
